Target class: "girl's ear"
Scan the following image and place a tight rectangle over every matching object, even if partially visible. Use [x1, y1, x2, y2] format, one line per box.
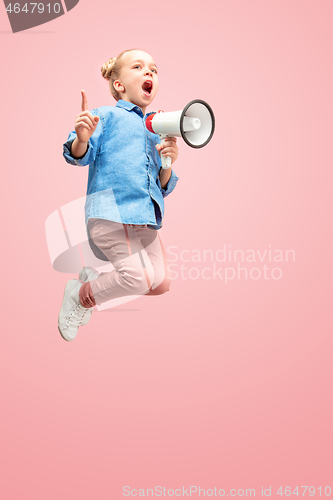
[114, 80, 124, 92]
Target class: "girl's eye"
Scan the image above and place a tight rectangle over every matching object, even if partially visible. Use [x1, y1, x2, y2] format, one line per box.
[133, 65, 141, 69]
[152, 68, 157, 73]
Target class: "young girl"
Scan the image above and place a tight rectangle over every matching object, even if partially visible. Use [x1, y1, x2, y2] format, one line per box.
[58, 49, 179, 342]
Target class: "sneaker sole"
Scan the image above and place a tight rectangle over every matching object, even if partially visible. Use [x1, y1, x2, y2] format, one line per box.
[58, 324, 71, 342]
[58, 280, 80, 342]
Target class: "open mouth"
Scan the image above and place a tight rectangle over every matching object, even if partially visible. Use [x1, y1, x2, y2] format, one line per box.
[142, 80, 153, 96]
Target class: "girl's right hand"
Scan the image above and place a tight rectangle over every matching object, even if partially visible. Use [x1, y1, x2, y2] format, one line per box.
[74, 90, 100, 144]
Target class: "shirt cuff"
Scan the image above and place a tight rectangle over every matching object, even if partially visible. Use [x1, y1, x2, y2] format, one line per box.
[160, 169, 179, 198]
[63, 133, 92, 166]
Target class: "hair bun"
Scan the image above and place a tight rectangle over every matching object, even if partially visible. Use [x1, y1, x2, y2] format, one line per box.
[101, 57, 117, 80]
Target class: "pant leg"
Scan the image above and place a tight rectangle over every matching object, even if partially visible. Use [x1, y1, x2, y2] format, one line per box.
[133, 226, 172, 296]
[85, 219, 155, 306]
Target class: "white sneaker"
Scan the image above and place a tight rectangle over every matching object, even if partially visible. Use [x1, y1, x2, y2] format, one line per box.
[58, 279, 93, 342]
[79, 266, 100, 282]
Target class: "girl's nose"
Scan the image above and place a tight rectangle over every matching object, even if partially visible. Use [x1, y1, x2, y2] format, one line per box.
[145, 69, 153, 76]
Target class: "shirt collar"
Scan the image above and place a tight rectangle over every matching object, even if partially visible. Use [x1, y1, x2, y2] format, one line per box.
[116, 99, 155, 118]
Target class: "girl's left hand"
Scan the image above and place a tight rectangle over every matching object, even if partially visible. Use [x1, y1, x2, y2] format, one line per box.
[156, 137, 179, 165]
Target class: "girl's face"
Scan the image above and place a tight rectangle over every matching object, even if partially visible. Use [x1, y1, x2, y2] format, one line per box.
[114, 50, 159, 114]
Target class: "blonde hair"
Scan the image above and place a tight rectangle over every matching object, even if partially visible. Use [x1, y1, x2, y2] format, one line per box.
[101, 48, 140, 101]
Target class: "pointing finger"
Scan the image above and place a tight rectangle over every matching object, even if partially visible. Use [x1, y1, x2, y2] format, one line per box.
[81, 90, 88, 112]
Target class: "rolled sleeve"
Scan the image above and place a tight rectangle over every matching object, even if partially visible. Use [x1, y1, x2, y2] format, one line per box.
[160, 169, 179, 198]
[62, 109, 104, 166]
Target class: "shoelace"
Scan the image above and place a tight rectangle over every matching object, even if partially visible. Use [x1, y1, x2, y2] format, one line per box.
[64, 302, 91, 329]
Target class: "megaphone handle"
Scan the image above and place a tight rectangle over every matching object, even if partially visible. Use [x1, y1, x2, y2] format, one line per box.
[160, 135, 172, 170]
[161, 154, 172, 170]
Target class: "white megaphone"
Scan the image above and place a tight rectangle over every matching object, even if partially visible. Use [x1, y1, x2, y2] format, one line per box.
[145, 99, 215, 169]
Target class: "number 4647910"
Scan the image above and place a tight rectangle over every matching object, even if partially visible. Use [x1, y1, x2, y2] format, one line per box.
[6, 3, 61, 14]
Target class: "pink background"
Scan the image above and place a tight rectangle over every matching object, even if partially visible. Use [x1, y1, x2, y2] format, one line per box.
[1, 0, 332, 498]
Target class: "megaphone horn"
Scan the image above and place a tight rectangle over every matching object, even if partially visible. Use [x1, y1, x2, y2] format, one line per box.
[146, 99, 215, 169]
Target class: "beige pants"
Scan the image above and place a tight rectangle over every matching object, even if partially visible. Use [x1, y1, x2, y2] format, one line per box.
[79, 218, 172, 307]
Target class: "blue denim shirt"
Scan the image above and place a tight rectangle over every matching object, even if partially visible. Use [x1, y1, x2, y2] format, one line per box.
[63, 99, 179, 233]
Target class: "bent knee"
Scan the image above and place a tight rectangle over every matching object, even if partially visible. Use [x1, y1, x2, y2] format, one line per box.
[120, 262, 155, 295]
[146, 276, 172, 296]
